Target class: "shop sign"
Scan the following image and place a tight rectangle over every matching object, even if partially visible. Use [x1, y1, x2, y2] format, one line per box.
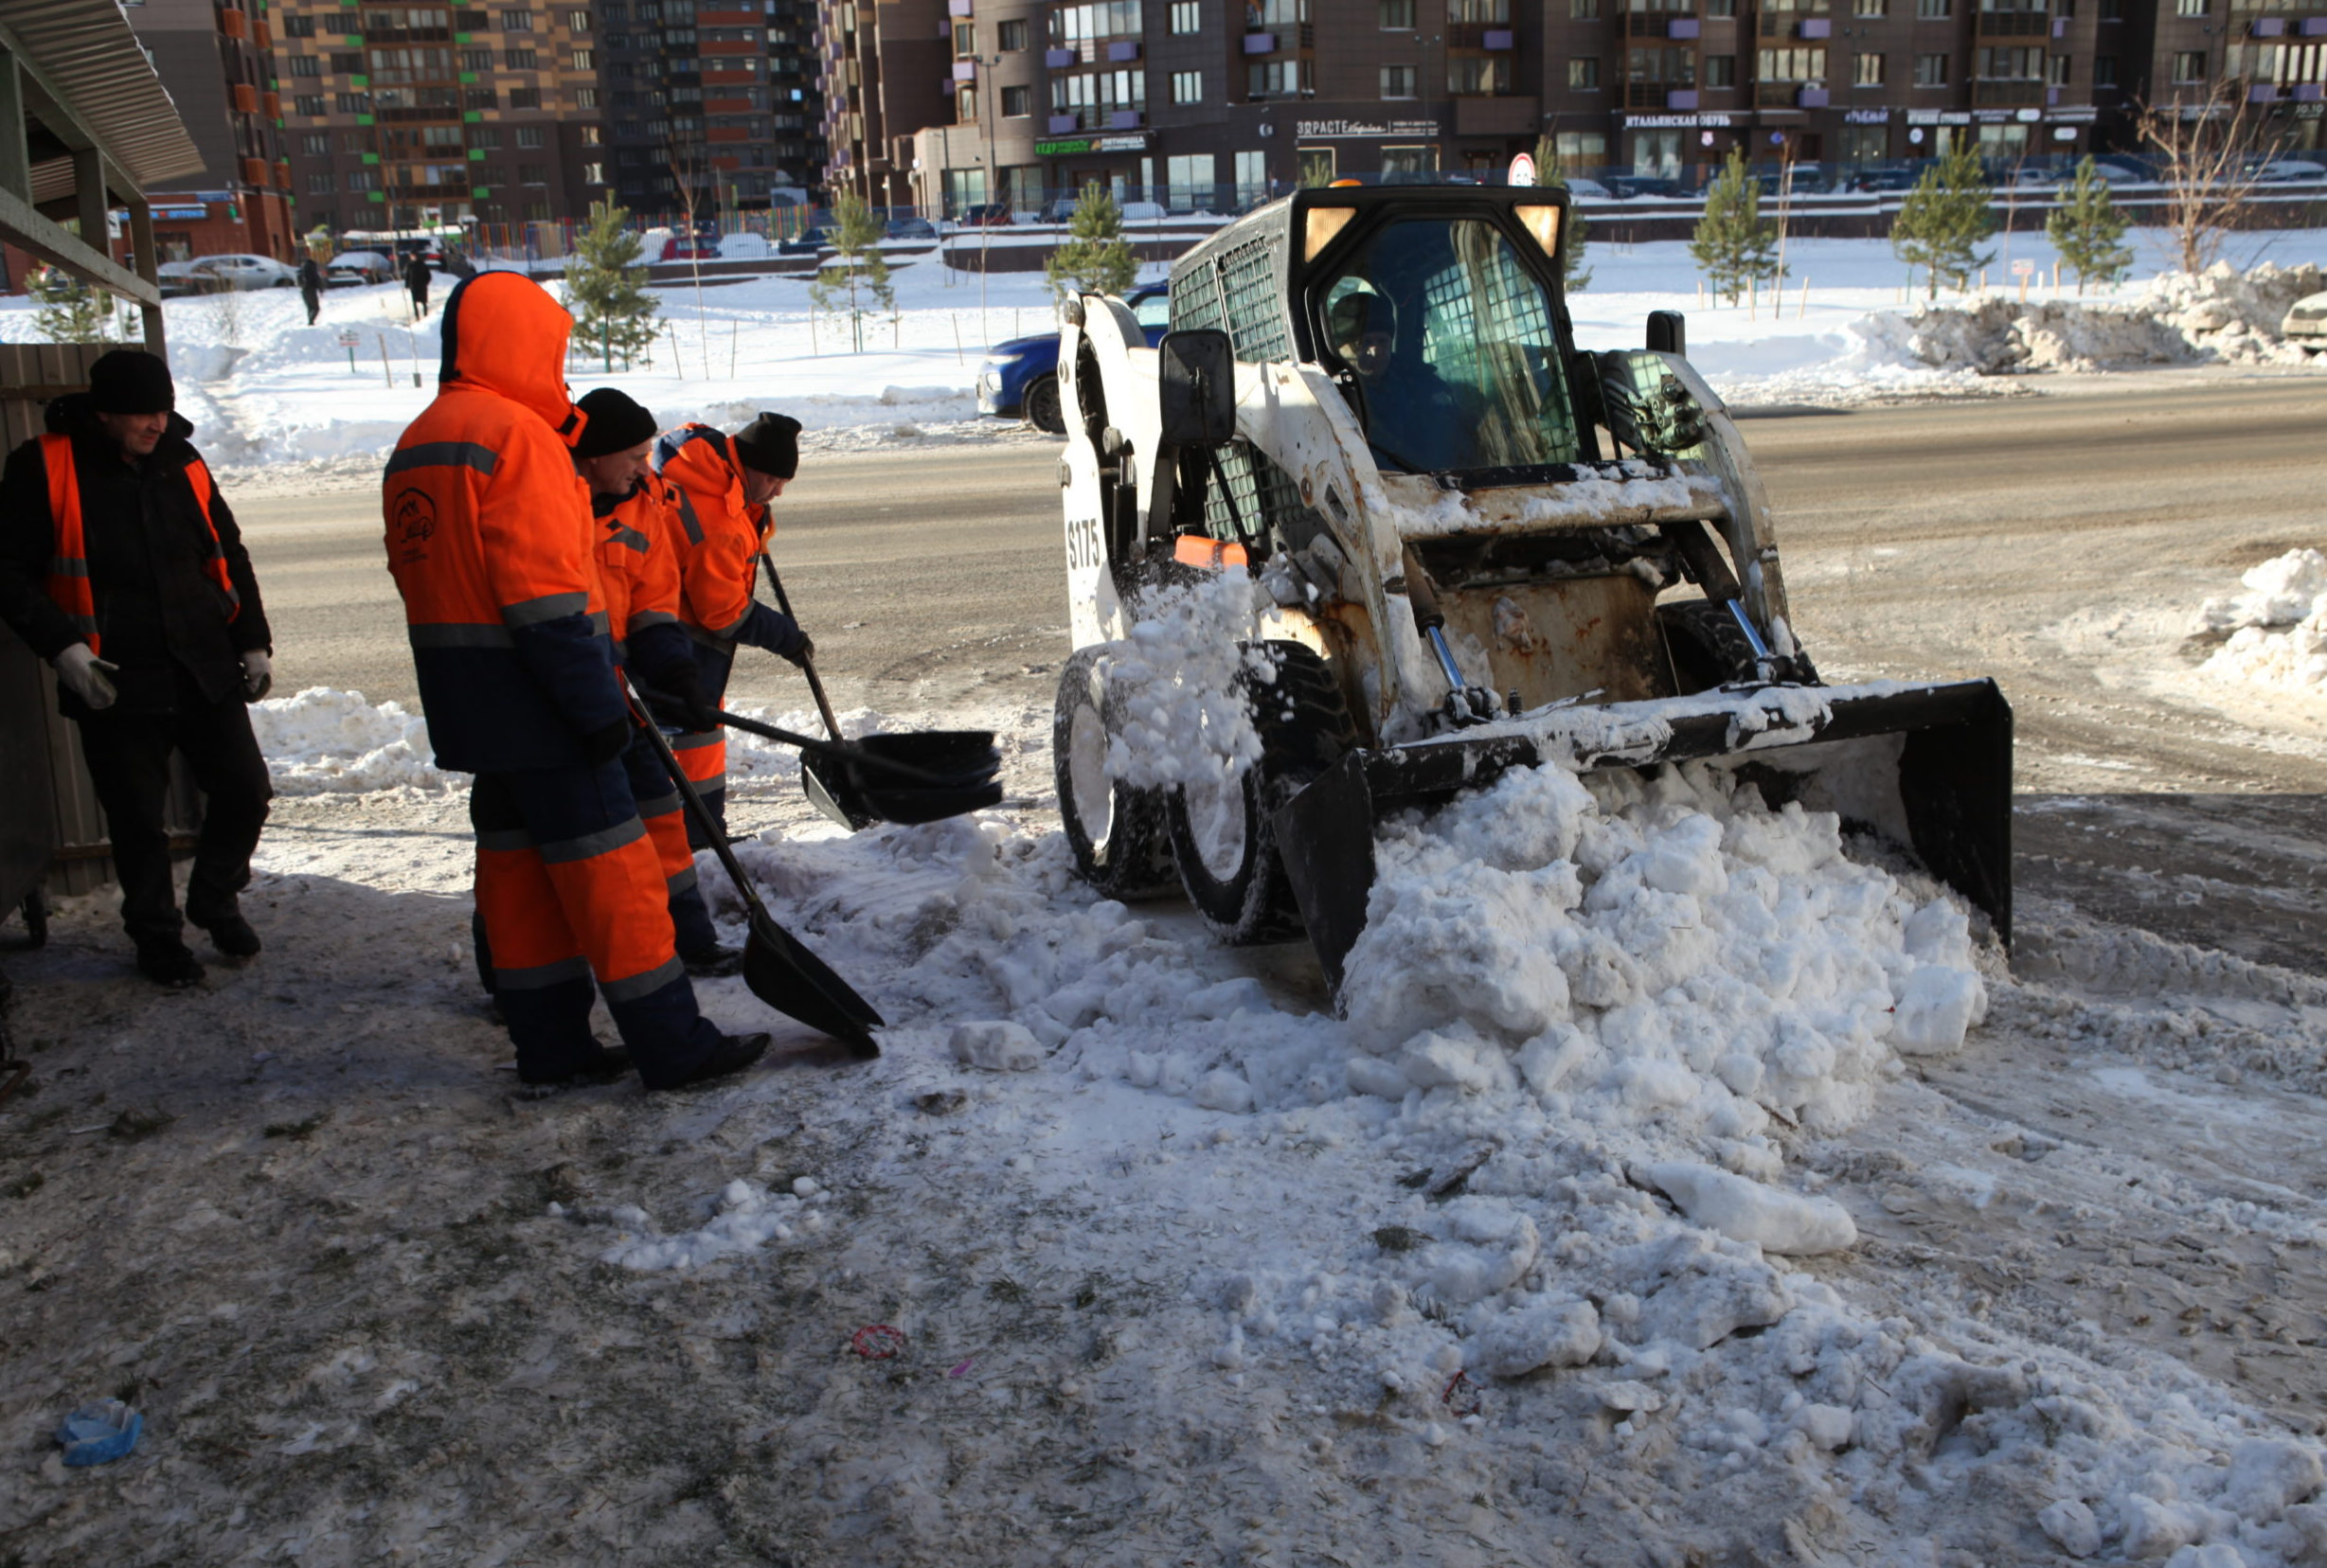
[1906, 109, 1974, 126]
[1296, 116, 1441, 139]
[2046, 104, 2098, 122]
[1620, 112, 1736, 128]
[1033, 131, 1151, 156]
[1842, 108, 1890, 124]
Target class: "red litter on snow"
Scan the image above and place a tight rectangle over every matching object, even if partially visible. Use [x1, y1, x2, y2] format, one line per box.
[850, 1325, 908, 1360]
[946, 1358, 976, 1379]
[1441, 1371, 1481, 1417]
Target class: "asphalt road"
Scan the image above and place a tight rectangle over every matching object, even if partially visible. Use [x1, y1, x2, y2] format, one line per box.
[234, 371, 2327, 968]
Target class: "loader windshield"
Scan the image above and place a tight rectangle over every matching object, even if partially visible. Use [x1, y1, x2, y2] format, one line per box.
[1318, 217, 1581, 474]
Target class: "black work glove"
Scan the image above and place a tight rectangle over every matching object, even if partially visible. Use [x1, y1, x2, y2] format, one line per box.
[582, 716, 633, 766]
[644, 666, 724, 733]
[782, 633, 814, 669]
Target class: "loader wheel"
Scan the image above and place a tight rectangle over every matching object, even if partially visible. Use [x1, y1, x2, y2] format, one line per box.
[1023, 375, 1066, 436]
[1167, 642, 1358, 945]
[1656, 599, 1820, 693]
[1053, 646, 1178, 900]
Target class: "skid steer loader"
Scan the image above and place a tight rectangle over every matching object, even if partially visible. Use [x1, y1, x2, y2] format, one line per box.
[1049, 185, 2011, 995]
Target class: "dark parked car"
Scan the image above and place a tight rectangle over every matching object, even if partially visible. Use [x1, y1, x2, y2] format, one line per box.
[886, 217, 940, 240]
[979, 284, 1170, 434]
[958, 204, 1014, 226]
[777, 225, 832, 255]
[1604, 174, 1688, 200]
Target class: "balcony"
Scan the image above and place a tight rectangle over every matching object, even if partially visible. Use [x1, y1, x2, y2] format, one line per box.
[1666, 86, 1699, 107]
[2248, 81, 2279, 101]
[1970, 78, 2045, 102]
[219, 7, 247, 38]
[1975, 10, 2050, 35]
[1244, 30, 1277, 51]
[1047, 112, 1078, 132]
[1108, 38, 1140, 59]
[1623, 80, 1690, 106]
[1753, 79, 1805, 105]
[2252, 16, 2285, 33]
[2296, 81, 2325, 100]
[1799, 16, 1830, 36]
[1797, 83, 1828, 104]
[953, 59, 976, 80]
[1107, 108, 1142, 127]
[1667, 17, 1700, 37]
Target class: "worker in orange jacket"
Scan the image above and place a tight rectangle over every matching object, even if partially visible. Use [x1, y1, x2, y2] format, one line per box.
[382, 272, 763, 1092]
[653, 413, 808, 848]
[569, 387, 738, 976]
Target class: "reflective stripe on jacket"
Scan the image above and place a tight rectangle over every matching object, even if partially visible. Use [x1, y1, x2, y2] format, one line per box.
[653, 423, 767, 650]
[385, 272, 621, 774]
[594, 473, 694, 689]
[42, 431, 237, 657]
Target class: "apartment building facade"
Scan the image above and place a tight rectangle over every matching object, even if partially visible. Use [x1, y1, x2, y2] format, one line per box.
[120, 0, 300, 259]
[862, 0, 2319, 218]
[597, 0, 829, 213]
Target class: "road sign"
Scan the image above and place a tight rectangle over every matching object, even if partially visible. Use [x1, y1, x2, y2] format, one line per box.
[1507, 151, 1536, 187]
[2012, 258, 2035, 276]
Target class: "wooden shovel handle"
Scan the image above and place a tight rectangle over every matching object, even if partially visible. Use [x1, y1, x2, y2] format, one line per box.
[755, 543, 845, 745]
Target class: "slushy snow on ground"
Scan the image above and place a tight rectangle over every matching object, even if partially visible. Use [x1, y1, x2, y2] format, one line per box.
[2196, 549, 2327, 698]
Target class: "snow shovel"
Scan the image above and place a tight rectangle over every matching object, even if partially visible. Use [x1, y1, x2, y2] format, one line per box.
[624, 679, 883, 1059]
[700, 705, 1003, 826]
[754, 546, 1004, 831]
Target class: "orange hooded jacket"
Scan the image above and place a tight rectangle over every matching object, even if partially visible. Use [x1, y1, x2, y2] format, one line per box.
[382, 272, 622, 773]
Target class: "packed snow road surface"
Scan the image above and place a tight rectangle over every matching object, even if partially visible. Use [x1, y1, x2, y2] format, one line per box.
[3, 375, 2326, 1567]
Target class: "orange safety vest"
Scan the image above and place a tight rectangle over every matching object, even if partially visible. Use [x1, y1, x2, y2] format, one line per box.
[40, 431, 239, 657]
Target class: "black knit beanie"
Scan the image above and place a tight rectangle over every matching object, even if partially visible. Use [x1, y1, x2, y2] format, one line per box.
[573, 387, 659, 457]
[88, 348, 175, 415]
[730, 412, 802, 480]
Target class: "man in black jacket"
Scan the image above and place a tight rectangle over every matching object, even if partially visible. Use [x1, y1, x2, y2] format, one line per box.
[0, 349, 276, 988]
[403, 254, 431, 319]
[298, 255, 324, 326]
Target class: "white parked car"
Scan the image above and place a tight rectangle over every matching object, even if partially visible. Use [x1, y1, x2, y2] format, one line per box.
[2283, 290, 2327, 347]
[716, 231, 772, 260]
[178, 254, 299, 293]
[325, 250, 397, 286]
[2253, 158, 2327, 184]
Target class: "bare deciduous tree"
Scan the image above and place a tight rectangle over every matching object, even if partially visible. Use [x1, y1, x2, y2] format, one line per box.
[2137, 80, 2276, 276]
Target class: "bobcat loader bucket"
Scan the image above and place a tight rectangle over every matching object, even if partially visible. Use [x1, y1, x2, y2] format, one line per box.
[1272, 677, 2013, 999]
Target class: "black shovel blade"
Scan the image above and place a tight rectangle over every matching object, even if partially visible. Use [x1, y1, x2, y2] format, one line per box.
[857, 777, 1008, 825]
[850, 730, 1002, 786]
[741, 908, 884, 1059]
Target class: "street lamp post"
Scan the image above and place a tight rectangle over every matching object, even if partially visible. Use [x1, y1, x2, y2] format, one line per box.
[974, 51, 1002, 345]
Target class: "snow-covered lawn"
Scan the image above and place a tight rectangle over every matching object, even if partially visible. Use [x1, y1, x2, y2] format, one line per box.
[5, 227, 2321, 492]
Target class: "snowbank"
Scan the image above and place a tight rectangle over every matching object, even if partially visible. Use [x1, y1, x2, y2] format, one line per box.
[248, 686, 456, 794]
[2194, 549, 2327, 697]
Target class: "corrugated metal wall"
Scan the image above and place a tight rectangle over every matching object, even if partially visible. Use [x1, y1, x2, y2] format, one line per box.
[0, 343, 206, 905]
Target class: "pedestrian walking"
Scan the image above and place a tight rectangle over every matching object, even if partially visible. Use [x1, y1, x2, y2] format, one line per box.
[382, 272, 764, 1091]
[652, 413, 809, 847]
[403, 253, 431, 320]
[298, 255, 324, 326]
[0, 349, 276, 988]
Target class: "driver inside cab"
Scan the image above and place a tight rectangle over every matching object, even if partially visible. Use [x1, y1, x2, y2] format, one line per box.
[1325, 287, 1479, 473]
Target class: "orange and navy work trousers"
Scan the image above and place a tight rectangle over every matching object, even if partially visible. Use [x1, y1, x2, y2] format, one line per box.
[469, 758, 723, 1086]
[674, 637, 735, 850]
[619, 731, 720, 958]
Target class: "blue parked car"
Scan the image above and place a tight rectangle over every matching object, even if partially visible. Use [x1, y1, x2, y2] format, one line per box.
[978, 285, 1171, 434]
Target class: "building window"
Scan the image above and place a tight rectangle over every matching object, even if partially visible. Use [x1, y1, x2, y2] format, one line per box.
[505, 46, 537, 65]
[1166, 151, 1214, 206]
[1704, 52, 1735, 84]
[1000, 16, 1029, 45]
[571, 47, 593, 66]
[335, 91, 371, 112]
[1448, 56, 1511, 94]
[346, 169, 380, 190]
[289, 54, 321, 77]
[514, 125, 543, 146]
[2171, 48, 2205, 80]
[500, 8, 535, 27]
[2050, 53, 2070, 83]
[284, 12, 316, 34]
[1554, 130, 1604, 172]
[956, 84, 978, 120]
[1233, 147, 1265, 203]
[1380, 0, 1414, 24]
[582, 160, 604, 182]
[1570, 0, 1600, 15]
[568, 8, 591, 27]
[2093, 54, 2118, 84]
[1853, 50, 1884, 83]
[1913, 50, 1947, 83]
[1853, 0, 1885, 13]
[2099, 0, 2121, 17]
[307, 171, 336, 192]
[509, 85, 541, 105]
[1380, 62, 1417, 97]
[1169, 0, 1199, 29]
[519, 162, 547, 182]
[295, 93, 327, 114]
[1381, 144, 1434, 178]
[1246, 59, 1311, 97]
[1172, 68, 1203, 101]
[1001, 82, 1030, 114]
[1048, 1, 1148, 45]
[1636, 45, 1698, 83]
[1568, 56, 1599, 88]
[1915, 0, 1948, 14]
[460, 46, 492, 67]
[2175, 0, 2206, 12]
[330, 51, 364, 71]
[300, 133, 328, 154]
[954, 20, 976, 54]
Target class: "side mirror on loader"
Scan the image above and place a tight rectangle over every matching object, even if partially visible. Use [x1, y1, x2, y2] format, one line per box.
[1645, 310, 1686, 357]
[1157, 330, 1238, 448]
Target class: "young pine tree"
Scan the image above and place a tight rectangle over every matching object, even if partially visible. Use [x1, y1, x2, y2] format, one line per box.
[810, 190, 893, 353]
[1531, 134, 1592, 294]
[564, 200, 660, 369]
[28, 264, 119, 345]
[1689, 149, 1779, 304]
[2045, 156, 2132, 294]
[1891, 141, 1996, 301]
[1045, 185, 1139, 301]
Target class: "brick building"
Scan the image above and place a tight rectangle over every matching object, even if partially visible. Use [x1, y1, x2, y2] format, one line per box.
[597, 0, 830, 216]
[120, 0, 299, 259]
[865, 0, 2320, 219]
[269, 0, 611, 240]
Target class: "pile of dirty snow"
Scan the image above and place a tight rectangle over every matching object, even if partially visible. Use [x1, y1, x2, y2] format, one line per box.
[1882, 261, 2327, 374]
[2195, 548, 2327, 696]
[248, 686, 456, 794]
